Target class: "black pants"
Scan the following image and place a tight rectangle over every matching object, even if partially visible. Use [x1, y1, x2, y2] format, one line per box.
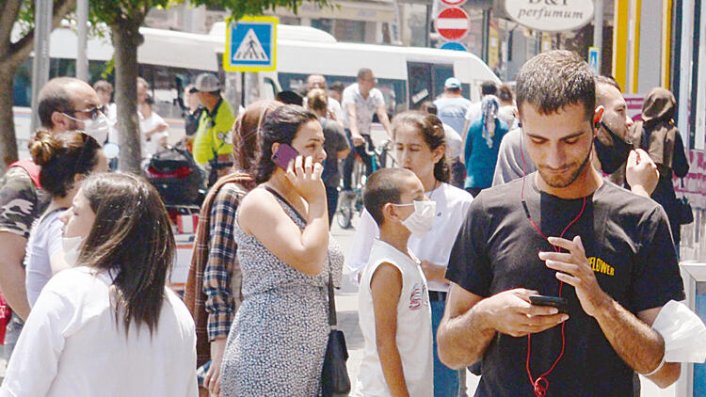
[342, 131, 374, 191]
[325, 186, 339, 227]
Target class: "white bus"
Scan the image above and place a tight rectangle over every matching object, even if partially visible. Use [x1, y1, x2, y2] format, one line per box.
[12, 23, 500, 155]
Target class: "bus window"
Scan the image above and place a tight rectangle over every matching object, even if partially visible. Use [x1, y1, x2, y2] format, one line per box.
[407, 62, 432, 110]
[432, 64, 454, 100]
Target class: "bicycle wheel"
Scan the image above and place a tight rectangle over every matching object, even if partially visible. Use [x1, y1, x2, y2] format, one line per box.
[337, 192, 354, 229]
[337, 205, 353, 229]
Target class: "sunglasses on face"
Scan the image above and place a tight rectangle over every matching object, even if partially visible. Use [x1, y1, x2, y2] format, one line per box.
[66, 107, 103, 121]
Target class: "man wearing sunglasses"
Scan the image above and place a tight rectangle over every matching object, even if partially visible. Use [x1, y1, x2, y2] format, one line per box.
[0, 77, 103, 360]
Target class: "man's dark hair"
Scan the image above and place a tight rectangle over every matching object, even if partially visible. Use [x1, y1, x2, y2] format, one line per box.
[595, 75, 621, 92]
[516, 50, 595, 122]
[275, 90, 304, 106]
[357, 68, 373, 80]
[419, 101, 437, 115]
[364, 168, 416, 226]
[37, 77, 84, 129]
[330, 81, 345, 95]
[481, 81, 498, 96]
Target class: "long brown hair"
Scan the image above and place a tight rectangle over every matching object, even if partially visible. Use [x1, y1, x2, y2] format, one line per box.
[79, 173, 175, 336]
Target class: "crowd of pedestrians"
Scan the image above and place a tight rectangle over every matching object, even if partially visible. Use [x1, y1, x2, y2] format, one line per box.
[0, 48, 698, 397]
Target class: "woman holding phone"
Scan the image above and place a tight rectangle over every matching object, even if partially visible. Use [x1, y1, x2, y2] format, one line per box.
[219, 105, 343, 396]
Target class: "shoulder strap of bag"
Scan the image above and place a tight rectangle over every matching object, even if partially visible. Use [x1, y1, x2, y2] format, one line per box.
[263, 186, 306, 223]
[263, 185, 337, 327]
[327, 264, 337, 329]
[9, 160, 42, 189]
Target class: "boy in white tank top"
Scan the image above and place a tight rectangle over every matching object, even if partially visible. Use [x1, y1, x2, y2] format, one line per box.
[354, 168, 435, 397]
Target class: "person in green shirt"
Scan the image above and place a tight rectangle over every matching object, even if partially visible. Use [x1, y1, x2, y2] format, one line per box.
[192, 73, 236, 184]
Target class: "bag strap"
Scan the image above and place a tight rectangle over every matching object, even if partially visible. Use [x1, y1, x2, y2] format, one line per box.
[263, 186, 306, 223]
[263, 186, 336, 327]
[327, 261, 337, 329]
[10, 160, 41, 189]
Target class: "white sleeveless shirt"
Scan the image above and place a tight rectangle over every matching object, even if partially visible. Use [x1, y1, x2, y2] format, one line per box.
[354, 240, 433, 397]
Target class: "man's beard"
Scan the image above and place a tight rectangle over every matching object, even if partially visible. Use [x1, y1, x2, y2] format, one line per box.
[538, 145, 593, 188]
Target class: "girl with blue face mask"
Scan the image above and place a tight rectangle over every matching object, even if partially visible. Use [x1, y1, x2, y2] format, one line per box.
[347, 110, 475, 397]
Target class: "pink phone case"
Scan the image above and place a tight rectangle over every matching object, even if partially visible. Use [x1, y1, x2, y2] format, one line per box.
[271, 143, 299, 169]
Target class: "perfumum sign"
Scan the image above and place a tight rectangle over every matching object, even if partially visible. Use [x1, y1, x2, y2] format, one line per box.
[505, 0, 595, 32]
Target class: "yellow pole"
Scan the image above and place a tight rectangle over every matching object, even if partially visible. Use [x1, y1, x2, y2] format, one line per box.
[613, 0, 630, 91]
[630, 0, 642, 93]
[661, 0, 673, 88]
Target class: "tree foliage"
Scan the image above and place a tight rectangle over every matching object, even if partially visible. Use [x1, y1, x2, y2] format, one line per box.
[0, 0, 75, 169]
[88, 0, 331, 173]
[188, 0, 333, 21]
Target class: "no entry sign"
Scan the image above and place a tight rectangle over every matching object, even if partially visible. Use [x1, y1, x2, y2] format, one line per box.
[435, 7, 470, 41]
[440, 0, 467, 6]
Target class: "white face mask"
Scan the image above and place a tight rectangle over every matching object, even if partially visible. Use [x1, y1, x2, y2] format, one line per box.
[82, 114, 110, 145]
[62, 236, 83, 267]
[64, 112, 110, 145]
[399, 200, 436, 236]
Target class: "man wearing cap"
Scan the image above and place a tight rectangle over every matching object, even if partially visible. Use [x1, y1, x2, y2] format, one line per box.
[435, 77, 472, 188]
[192, 73, 236, 184]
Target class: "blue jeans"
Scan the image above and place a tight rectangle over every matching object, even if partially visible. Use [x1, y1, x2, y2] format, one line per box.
[431, 297, 460, 396]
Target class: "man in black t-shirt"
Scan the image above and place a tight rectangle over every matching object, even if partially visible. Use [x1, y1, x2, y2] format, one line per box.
[437, 51, 684, 397]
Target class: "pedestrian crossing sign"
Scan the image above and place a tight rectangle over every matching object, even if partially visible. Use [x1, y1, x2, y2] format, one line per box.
[224, 16, 278, 72]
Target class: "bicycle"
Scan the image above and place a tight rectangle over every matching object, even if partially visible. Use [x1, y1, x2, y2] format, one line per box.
[336, 139, 394, 229]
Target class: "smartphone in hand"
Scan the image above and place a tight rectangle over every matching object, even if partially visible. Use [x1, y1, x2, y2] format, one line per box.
[529, 295, 569, 314]
[272, 143, 299, 170]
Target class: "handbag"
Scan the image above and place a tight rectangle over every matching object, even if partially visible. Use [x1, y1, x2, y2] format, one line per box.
[321, 265, 351, 397]
[677, 179, 694, 225]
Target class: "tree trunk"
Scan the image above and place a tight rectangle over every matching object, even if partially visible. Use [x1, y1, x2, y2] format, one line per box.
[112, 20, 143, 174]
[0, 63, 19, 170]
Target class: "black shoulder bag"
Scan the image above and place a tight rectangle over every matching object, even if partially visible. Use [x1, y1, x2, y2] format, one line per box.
[320, 265, 351, 397]
[262, 186, 351, 396]
[677, 179, 694, 225]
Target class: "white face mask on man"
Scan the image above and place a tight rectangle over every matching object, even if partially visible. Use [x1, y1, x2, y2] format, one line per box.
[396, 200, 436, 236]
[63, 111, 110, 145]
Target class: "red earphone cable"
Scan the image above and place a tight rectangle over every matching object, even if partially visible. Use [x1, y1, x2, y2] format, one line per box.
[521, 178, 587, 397]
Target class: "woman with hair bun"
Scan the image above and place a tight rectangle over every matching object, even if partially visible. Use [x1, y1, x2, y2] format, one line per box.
[347, 110, 474, 396]
[1, 173, 197, 396]
[24, 130, 108, 307]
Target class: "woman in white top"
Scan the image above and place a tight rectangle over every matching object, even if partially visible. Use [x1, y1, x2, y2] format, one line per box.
[347, 111, 473, 396]
[24, 130, 108, 307]
[1, 173, 197, 397]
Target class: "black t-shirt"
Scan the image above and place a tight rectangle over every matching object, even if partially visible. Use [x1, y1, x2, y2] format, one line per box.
[446, 175, 685, 397]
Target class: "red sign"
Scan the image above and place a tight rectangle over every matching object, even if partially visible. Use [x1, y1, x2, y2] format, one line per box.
[435, 7, 470, 41]
[440, 0, 467, 6]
